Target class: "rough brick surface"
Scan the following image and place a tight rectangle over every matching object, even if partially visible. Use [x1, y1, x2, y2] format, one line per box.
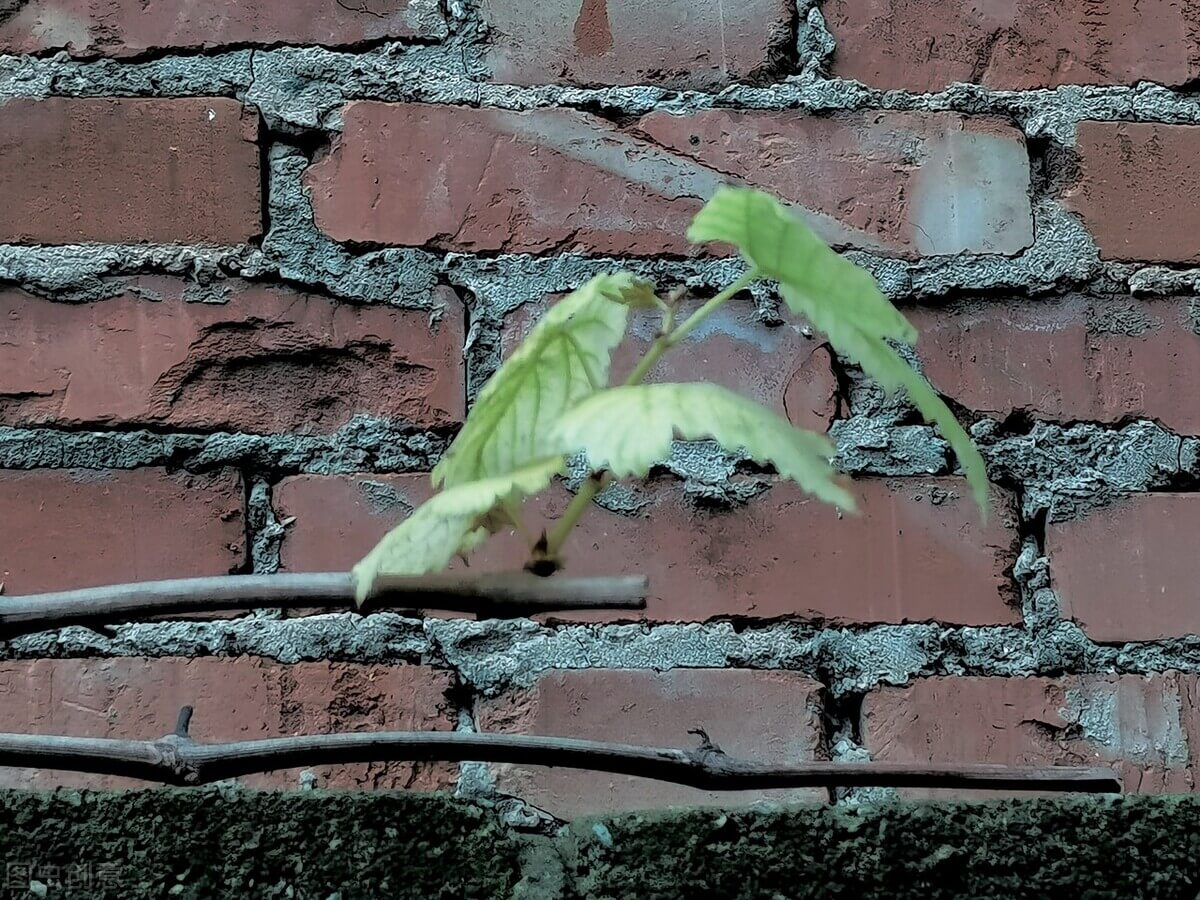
[1047, 494, 1200, 643]
[475, 668, 826, 816]
[636, 109, 1032, 257]
[1064, 122, 1200, 264]
[0, 98, 260, 245]
[480, 0, 793, 90]
[524, 478, 1019, 625]
[0, 469, 244, 594]
[0, 0, 446, 56]
[276, 475, 1019, 624]
[306, 104, 1031, 257]
[862, 675, 1200, 794]
[911, 296, 1200, 432]
[276, 473, 431, 574]
[0, 280, 464, 432]
[824, 0, 1200, 91]
[502, 294, 838, 432]
[0, 659, 457, 790]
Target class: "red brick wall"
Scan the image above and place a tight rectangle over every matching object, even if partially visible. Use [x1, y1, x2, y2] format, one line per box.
[2, 0, 1199, 813]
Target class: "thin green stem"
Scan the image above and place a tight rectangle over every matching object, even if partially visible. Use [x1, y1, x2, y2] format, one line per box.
[543, 268, 758, 559]
[544, 471, 608, 557]
[665, 269, 757, 348]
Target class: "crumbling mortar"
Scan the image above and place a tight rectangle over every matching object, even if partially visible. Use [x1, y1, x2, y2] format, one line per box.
[795, 1, 836, 76]
[7, 614, 1200, 699]
[0, 417, 449, 476]
[246, 478, 286, 575]
[9, 47, 1200, 140]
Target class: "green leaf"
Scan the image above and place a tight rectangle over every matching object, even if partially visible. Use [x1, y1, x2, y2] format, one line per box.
[351, 457, 563, 605]
[432, 273, 638, 489]
[821, 314, 990, 515]
[689, 187, 989, 517]
[553, 383, 855, 510]
[687, 187, 916, 344]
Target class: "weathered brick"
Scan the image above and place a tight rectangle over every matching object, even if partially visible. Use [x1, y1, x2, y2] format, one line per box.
[824, 0, 1200, 91]
[911, 296, 1200, 432]
[306, 104, 1031, 257]
[636, 109, 1032, 257]
[276, 474, 431, 574]
[0, 659, 457, 790]
[0, 98, 260, 245]
[0, 469, 244, 594]
[475, 669, 826, 817]
[501, 294, 838, 432]
[0, 280, 464, 433]
[1047, 494, 1200, 642]
[862, 675, 1200, 795]
[275, 474, 454, 618]
[0, 0, 446, 56]
[277, 475, 1019, 624]
[1064, 122, 1200, 263]
[480, 0, 792, 90]
[529, 477, 1018, 625]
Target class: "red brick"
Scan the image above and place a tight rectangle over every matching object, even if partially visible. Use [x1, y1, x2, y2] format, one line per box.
[475, 669, 826, 816]
[0, 0, 446, 56]
[279, 475, 1017, 625]
[480, 0, 792, 90]
[824, 0, 1200, 91]
[911, 296, 1200, 432]
[1047, 494, 1200, 642]
[636, 109, 1032, 257]
[0, 280, 464, 433]
[1064, 122, 1200, 263]
[862, 675, 1200, 795]
[274, 473, 466, 617]
[0, 468, 244, 594]
[0, 659, 457, 790]
[501, 294, 838, 432]
[276, 473, 432, 573]
[0, 98, 260, 245]
[306, 103, 1031, 257]
[518, 478, 1018, 625]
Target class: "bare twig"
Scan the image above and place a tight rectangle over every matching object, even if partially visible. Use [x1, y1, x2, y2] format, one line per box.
[0, 710, 1122, 792]
[0, 572, 648, 638]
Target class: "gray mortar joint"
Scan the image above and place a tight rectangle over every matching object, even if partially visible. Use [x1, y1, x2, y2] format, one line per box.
[9, 613, 1200, 700]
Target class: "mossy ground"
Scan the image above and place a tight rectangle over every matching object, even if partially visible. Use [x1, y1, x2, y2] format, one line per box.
[2, 790, 1197, 898]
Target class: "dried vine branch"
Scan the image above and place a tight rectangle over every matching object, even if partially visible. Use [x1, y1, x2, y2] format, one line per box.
[0, 572, 648, 638]
[0, 707, 1122, 793]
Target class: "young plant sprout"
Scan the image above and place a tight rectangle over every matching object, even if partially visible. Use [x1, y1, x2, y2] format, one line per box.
[352, 187, 989, 603]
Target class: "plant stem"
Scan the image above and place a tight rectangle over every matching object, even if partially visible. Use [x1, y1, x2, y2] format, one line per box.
[544, 471, 607, 557]
[543, 268, 758, 559]
[665, 269, 757, 347]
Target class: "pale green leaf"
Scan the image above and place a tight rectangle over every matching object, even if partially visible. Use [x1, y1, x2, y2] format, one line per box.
[553, 383, 855, 510]
[687, 187, 916, 344]
[823, 315, 990, 514]
[688, 187, 988, 518]
[351, 457, 564, 605]
[432, 273, 638, 489]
